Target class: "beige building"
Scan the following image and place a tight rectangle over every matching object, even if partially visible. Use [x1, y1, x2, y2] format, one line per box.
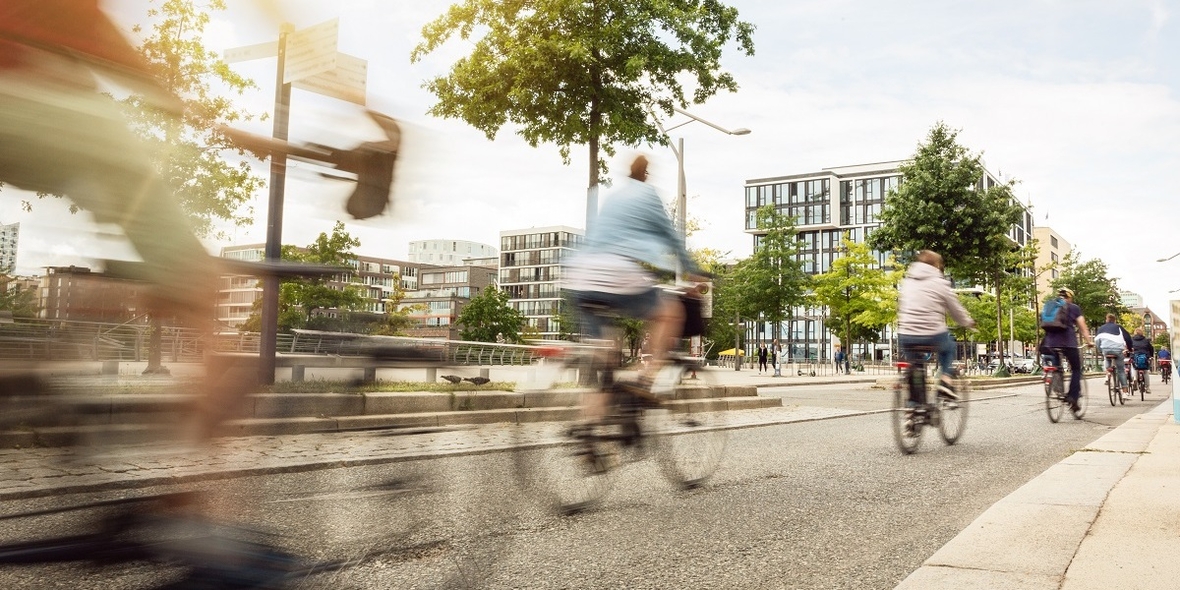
[1171, 300, 1180, 351]
[1032, 226, 1072, 304]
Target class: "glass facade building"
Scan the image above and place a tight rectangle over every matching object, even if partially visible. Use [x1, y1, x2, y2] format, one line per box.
[499, 225, 583, 339]
[744, 161, 1034, 364]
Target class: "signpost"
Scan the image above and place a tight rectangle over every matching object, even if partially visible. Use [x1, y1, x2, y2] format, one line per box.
[224, 19, 368, 384]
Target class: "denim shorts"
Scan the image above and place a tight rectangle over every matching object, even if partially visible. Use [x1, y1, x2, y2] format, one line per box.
[566, 288, 663, 338]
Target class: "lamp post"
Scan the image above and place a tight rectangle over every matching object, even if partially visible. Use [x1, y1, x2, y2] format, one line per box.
[655, 107, 751, 240]
[1158, 252, 1180, 263]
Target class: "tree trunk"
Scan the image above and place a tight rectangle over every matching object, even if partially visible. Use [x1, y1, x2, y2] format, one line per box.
[994, 272, 1005, 371]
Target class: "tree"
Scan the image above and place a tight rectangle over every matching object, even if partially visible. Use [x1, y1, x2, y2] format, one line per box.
[457, 287, 526, 343]
[1153, 333, 1170, 350]
[411, 0, 755, 205]
[0, 278, 39, 318]
[120, 0, 265, 239]
[868, 121, 1025, 367]
[811, 238, 899, 357]
[730, 206, 809, 343]
[1048, 252, 1126, 330]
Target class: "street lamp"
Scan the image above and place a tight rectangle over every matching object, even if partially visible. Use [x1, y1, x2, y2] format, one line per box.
[654, 107, 751, 240]
[1157, 252, 1180, 263]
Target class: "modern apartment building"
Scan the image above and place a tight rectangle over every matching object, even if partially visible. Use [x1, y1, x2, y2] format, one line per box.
[408, 239, 498, 266]
[1033, 227, 1072, 305]
[499, 226, 584, 339]
[0, 222, 19, 275]
[216, 244, 434, 329]
[399, 263, 498, 339]
[743, 160, 1034, 363]
[1120, 290, 1144, 309]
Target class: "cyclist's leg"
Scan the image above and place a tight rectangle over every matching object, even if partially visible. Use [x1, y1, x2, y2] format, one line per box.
[1062, 347, 1083, 403]
[637, 288, 683, 381]
[1113, 352, 1128, 390]
[936, 331, 956, 377]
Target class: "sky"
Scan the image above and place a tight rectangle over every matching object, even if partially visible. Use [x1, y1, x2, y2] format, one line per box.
[3, 0, 1178, 324]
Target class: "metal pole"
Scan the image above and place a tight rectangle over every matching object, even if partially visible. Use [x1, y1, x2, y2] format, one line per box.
[259, 23, 294, 385]
[676, 137, 686, 240]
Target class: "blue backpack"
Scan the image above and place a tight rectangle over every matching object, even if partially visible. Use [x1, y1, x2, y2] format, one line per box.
[1040, 297, 1069, 331]
[1132, 352, 1151, 370]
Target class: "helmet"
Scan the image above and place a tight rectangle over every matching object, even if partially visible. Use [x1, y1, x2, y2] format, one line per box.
[1057, 287, 1074, 299]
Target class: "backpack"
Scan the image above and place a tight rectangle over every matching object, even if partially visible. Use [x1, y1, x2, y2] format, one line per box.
[1132, 352, 1150, 370]
[1039, 297, 1069, 331]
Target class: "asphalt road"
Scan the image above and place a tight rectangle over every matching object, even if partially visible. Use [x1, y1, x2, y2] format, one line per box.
[0, 378, 1169, 589]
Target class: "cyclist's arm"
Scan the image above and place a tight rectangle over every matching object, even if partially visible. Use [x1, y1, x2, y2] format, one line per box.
[1075, 315, 1092, 344]
[938, 280, 975, 328]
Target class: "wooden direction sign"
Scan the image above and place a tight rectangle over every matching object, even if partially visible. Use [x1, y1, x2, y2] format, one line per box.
[223, 40, 277, 64]
[284, 18, 339, 84]
[293, 53, 367, 105]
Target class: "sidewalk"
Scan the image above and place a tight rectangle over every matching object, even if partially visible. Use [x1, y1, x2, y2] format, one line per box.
[896, 398, 1180, 589]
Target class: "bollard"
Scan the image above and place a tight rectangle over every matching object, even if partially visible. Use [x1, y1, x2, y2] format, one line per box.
[291, 365, 305, 382]
[426, 367, 436, 383]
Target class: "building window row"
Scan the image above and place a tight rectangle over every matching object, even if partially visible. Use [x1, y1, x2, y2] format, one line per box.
[501, 231, 582, 252]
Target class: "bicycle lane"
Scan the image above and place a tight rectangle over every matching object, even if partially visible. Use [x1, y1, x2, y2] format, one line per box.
[0, 390, 1020, 503]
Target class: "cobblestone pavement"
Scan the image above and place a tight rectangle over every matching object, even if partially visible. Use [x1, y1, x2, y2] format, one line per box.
[0, 403, 901, 501]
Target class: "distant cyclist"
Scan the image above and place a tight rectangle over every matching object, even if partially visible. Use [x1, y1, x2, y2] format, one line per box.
[1129, 327, 1155, 393]
[1094, 313, 1133, 395]
[1039, 288, 1092, 412]
[896, 250, 976, 400]
[1159, 346, 1173, 378]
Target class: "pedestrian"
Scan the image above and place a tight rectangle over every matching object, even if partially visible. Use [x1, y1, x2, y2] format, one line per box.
[758, 344, 768, 374]
[834, 345, 846, 375]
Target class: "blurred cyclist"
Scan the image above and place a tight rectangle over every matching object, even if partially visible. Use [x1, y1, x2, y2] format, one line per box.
[1159, 346, 1172, 378]
[896, 250, 976, 400]
[564, 154, 707, 398]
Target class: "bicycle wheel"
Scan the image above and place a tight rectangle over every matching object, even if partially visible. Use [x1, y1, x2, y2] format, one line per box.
[937, 374, 969, 445]
[647, 360, 728, 490]
[511, 352, 616, 515]
[892, 372, 923, 454]
[1107, 373, 1117, 407]
[1138, 372, 1146, 401]
[1045, 371, 1064, 423]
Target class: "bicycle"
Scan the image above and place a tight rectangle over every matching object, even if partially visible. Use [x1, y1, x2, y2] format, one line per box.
[891, 345, 970, 455]
[1103, 354, 1124, 407]
[1042, 348, 1088, 423]
[513, 292, 727, 515]
[1161, 361, 1172, 385]
[1130, 352, 1151, 400]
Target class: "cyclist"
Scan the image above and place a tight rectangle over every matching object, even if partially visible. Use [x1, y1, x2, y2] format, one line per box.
[1159, 346, 1173, 380]
[1129, 327, 1154, 393]
[1094, 313, 1133, 395]
[564, 154, 707, 397]
[896, 250, 976, 400]
[1039, 288, 1093, 412]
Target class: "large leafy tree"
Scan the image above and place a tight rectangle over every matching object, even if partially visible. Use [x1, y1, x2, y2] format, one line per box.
[1049, 252, 1126, 330]
[457, 286, 526, 343]
[730, 205, 809, 343]
[411, 0, 755, 203]
[0, 278, 39, 318]
[868, 121, 1025, 366]
[120, 0, 265, 239]
[811, 238, 900, 355]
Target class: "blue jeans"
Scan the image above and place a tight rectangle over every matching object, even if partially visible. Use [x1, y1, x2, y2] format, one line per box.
[898, 333, 956, 377]
[1100, 349, 1128, 389]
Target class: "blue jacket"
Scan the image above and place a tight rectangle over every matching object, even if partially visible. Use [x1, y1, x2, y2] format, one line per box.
[581, 178, 701, 275]
[1095, 322, 1133, 351]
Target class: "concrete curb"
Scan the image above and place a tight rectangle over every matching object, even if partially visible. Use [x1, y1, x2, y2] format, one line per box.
[894, 399, 1173, 589]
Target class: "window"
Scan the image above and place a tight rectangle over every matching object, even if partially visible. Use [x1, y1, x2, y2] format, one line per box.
[1050, 236, 1059, 249]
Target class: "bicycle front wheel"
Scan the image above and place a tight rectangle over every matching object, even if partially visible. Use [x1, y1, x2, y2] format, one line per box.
[892, 373, 923, 454]
[511, 353, 616, 515]
[647, 361, 728, 490]
[1045, 372, 1064, 423]
[1071, 373, 1089, 419]
[937, 375, 969, 445]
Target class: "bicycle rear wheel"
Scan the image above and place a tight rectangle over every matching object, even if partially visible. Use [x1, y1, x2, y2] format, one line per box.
[511, 352, 616, 515]
[892, 373, 923, 454]
[1138, 371, 1146, 400]
[1107, 373, 1117, 407]
[1071, 372, 1089, 419]
[647, 361, 728, 490]
[937, 374, 969, 445]
[1045, 372, 1064, 423]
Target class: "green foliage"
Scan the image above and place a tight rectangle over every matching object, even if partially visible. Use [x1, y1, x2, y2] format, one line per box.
[811, 238, 900, 347]
[706, 263, 741, 359]
[457, 286, 526, 343]
[411, 0, 755, 184]
[729, 206, 810, 336]
[868, 122, 1025, 285]
[1048, 251, 1126, 330]
[117, 0, 264, 239]
[1153, 333, 1170, 350]
[957, 293, 998, 343]
[0, 279, 39, 318]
